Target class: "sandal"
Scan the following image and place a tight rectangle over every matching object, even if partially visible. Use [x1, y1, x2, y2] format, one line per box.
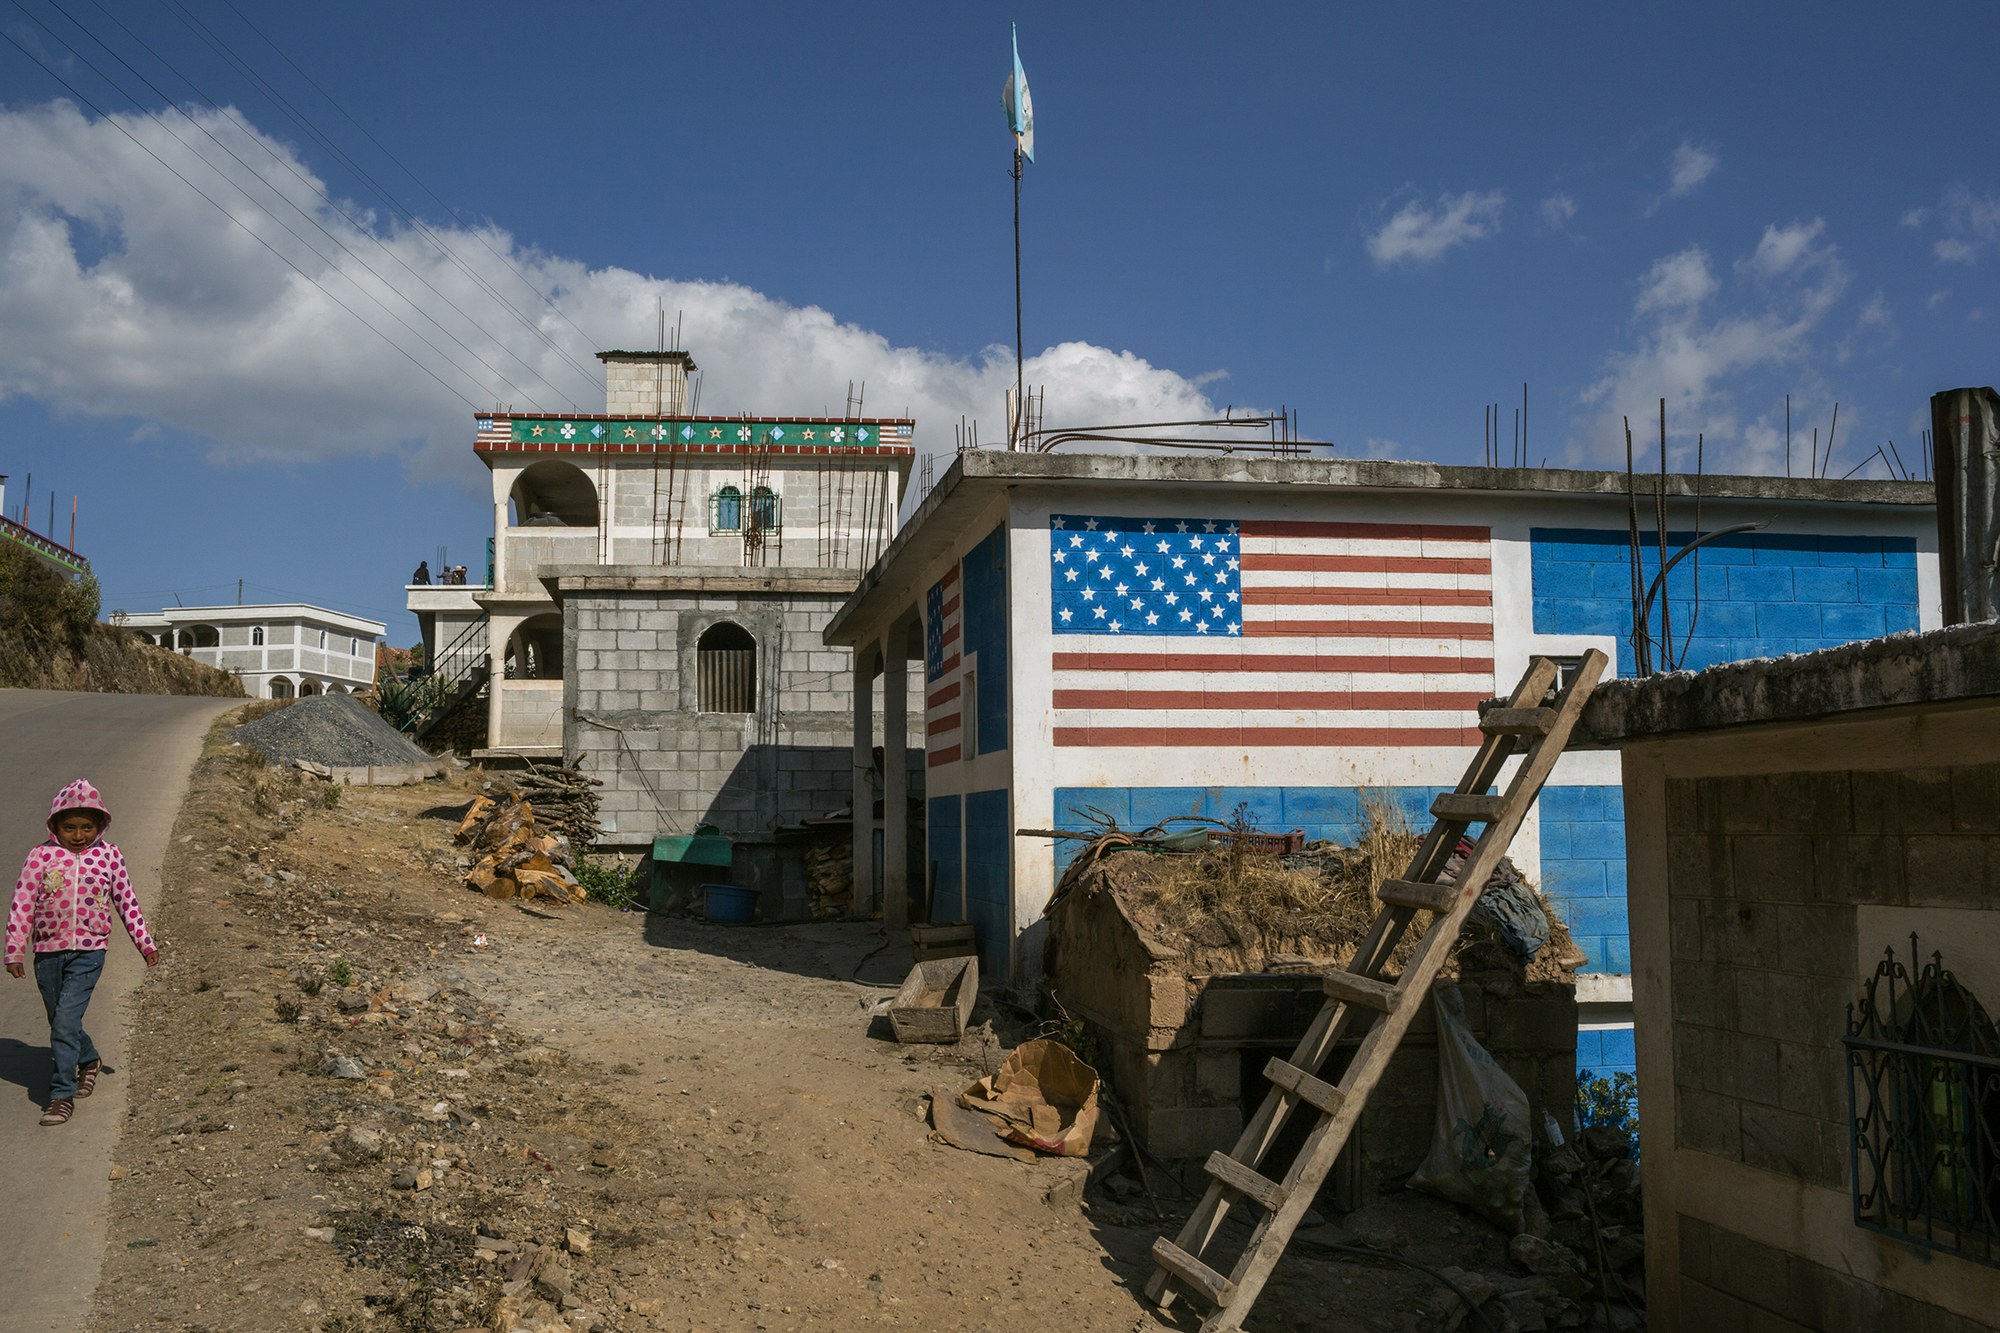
[39, 1098, 73, 1126]
[77, 1060, 101, 1098]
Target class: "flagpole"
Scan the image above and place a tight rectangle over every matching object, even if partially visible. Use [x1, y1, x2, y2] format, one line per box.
[1012, 142, 1024, 451]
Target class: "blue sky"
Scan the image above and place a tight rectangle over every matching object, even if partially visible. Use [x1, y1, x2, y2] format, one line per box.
[0, 2, 1994, 644]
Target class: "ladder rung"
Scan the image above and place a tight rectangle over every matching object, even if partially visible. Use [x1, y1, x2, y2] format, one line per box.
[1480, 706, 1556, 737]
[1152, 1237, 1235, 1305]
[1431, 792, 1507, 822]
[1322, 969, 1400, 1012]
[1377, 877, 1457, 913]
[1205, 1151, 1289, 1212]
[1264, 1057, 1345, 1113]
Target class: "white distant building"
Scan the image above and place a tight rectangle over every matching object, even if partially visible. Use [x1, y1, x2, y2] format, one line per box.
[123, 604, 384, 699]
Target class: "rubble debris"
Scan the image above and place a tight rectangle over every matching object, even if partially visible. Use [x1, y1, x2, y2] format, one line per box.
[958, 1038, 1102, 1157]
[231, 695, 434, 768]
[454, 794, 587, 906]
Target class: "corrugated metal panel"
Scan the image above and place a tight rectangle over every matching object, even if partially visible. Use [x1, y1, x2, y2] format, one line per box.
[699, 648, 756, 713]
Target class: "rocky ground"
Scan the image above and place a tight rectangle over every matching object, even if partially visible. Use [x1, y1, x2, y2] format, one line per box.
[85, 714, 1641, 1332]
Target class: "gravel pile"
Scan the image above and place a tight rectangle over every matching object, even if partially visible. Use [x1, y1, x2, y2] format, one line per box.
[232, 695, 434, 768]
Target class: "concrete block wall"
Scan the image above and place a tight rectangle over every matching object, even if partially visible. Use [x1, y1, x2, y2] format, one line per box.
[1677, 1216, 1998, 1331]
[1539, 785, 1630, 975]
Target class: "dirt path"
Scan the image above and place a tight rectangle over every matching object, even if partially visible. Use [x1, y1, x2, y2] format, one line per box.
[86, 719, 1511, 1333]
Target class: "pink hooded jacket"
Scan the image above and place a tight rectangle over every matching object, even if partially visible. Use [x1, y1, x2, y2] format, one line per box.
[5, 779, 157, 967]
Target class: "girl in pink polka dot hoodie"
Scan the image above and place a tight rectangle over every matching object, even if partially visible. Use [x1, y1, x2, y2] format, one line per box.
[5, 779, 159, 1126]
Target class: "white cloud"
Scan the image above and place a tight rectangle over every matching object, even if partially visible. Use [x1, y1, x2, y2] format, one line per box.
[1904, 184, 2000, 264]
[1365, 189, 1506, 267]
[1928, 289, 1951, 309]
[1576, 220, 1850, 470]
[1635, 248, 1715, 314]
[1666, 140, 1719, 197]
[1744, 219, 1827, 277]
[1539, 193, 1577, 230]
[0, 101, 1232, 491]
[1900, 207, 1929, 229]
[1360, 437, 1406, 459]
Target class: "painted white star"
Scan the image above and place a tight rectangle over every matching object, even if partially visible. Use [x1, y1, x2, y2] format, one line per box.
[1176, 521, 1189, 533]
[1120, 544, 1135, 558]
[1156, 540, 1171, 554]
[1150, 579, 1165, 592]
[1196, 621, 1210, 634]
[1215, 538, 1231, 552]
[801, 428, 815, 440]
[1227, 590, 1240, 603]
[1081, 587, 1095, 601]
[1098, 566, 1114, 580]
[1141, 522, 1157, 534]
[1199, 589, 1214, 602]
[1228, 622, 1241, 635]
[1216, 570, 1230, 583]
[1164, 592, 1179, 605]
[1064, 569, 1079, 582]
[1058, 608, 1073, 622]
[1093, 605, 1107, 620]
[1052, 517, 1067, 529]
[1145, 611, 1159, 626]
[1189, 536, 1204, 549]
[1052, 550, 1066, 564]
[1203, 521, 1217, 533]
[1070, 534, 1085, 548]
[1211, 604, 1225, 617]
[1202, 553, 1216, 566]
[1129, 598, 1143, 611]
[623, 426, 637, 439]
[1114, 582, 1130, 597]
[1184, 573, 1198, 586]
[1227, 557, 1240, 571]
[1085, 517, 1100, 530]
[1179, 608, 1194, 622]
[1134, 561, 1149, 576]
[1226, 523, 1240, 535]
[1171, 556, 1186, 569]
[1109, 620, 1123, 633]
[1084, 549, 1100, 563]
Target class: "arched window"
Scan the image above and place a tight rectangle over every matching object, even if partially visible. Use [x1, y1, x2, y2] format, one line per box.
[268, 677, 294, 699]
[749, 486, 781, 533]
[299, 680, 321, 696]
[711, 485, 743, 533]
[697, 622, 756, 713]
[251, 626, 265, 646]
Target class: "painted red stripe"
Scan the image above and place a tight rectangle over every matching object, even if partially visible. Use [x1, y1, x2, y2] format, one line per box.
[1049, 651, 1496, 674]
[1240, 520, 1490, 542]
[1242, 587, 1491, 607]
[927, 715, 961, 736]
[1250, 619, 1493, 640]
[1053, 726, 1488, 748]
[927, 744, 961, 767]
[935, 653, 961, 675]
[1239, 553, 1491, 575]
[1051, 689, 1489, 711]
[940, 624, 960, 647]
[927, 681, 961, 707]
[941, 595, 960, 616]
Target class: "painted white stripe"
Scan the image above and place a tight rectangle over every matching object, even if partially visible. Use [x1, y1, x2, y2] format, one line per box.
[1236, 536, 1490, 561]
[1056, 708, 1480, 730]
[1051, 669, 1495, 694]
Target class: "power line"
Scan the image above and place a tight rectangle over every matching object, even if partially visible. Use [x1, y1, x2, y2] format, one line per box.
[156, 0, 604, 401]
[72, 0, 579, 411]
[21, 0, 543, 410]
[0, 23, 483, 410]
[208, 0, 609, 390]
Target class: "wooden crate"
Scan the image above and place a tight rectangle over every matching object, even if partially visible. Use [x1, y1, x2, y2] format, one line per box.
[909, 921, 977, 961]
[888, 955, 979, 1044]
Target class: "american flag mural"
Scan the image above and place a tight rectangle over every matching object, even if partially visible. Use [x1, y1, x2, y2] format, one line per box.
[924, 563, 964, 765]
[1047, 514, 1494, 747]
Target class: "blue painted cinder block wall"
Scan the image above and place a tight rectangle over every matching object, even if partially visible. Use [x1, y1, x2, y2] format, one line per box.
[1578, 1027, 1637, 1079]
[1052, 786, 1458, 875]
[965, 789, 1011, 977]
[962, 526, 1009, 755]
[928, 794, 963, 922]
[1530, 528, 1919, 675]
[1539, 785, 1629, 974]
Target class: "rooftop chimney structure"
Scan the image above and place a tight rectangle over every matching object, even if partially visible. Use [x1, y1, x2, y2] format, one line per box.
[596, 350, 696, 416]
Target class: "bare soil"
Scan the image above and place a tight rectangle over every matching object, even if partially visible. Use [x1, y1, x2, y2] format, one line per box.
[86, 716, 1571, 1333]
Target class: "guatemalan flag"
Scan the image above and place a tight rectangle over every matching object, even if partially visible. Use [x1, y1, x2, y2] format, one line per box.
[1002, 24, 1034, 163]
[1047, 514, 1496, 748]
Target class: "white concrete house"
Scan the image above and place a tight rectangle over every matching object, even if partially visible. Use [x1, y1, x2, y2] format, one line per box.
[124, 604, 384, 699]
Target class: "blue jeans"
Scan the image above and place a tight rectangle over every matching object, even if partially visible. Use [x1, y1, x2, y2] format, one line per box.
[33, 950, 105, 1102]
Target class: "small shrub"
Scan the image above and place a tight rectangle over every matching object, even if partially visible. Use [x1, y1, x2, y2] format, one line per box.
[1576, 1067, 1640, 1155]
[326, 959, 354, 988]
[574, 856, 642, 910]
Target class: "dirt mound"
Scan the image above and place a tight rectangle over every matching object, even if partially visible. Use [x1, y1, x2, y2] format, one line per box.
[231, 694, 433, 767]
[0, 543, 242, 695]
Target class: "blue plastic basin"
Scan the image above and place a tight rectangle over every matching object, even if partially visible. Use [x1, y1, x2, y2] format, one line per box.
[703, 883, 758, 924]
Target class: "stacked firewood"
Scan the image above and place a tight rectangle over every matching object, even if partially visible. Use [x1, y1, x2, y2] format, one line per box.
[454, 794, 586, 905]
[513, 759, 602, 848]
[803, 839, 852, 919]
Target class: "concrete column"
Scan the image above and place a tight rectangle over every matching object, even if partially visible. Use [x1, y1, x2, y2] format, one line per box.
[882, 632, 909, 932]
[850, 646, 877, 918]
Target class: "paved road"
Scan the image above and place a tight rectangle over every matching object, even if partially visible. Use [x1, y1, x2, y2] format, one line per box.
[0, 689, 237, 1332]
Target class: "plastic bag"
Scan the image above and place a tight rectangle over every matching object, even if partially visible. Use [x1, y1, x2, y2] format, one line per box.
[1409, 984, 1534, 1230]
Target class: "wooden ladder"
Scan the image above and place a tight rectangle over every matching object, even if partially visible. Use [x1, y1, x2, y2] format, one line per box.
[1146, 649, 1608, 1331]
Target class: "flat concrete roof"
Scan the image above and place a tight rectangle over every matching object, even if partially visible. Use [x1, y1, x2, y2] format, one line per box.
[538, 565, 862, 606]
[1577, 620, 2000, 744]
[825, 449, 1935, 646]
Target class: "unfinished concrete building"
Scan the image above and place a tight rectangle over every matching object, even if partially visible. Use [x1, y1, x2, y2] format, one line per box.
[411, 349, 924, 915]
